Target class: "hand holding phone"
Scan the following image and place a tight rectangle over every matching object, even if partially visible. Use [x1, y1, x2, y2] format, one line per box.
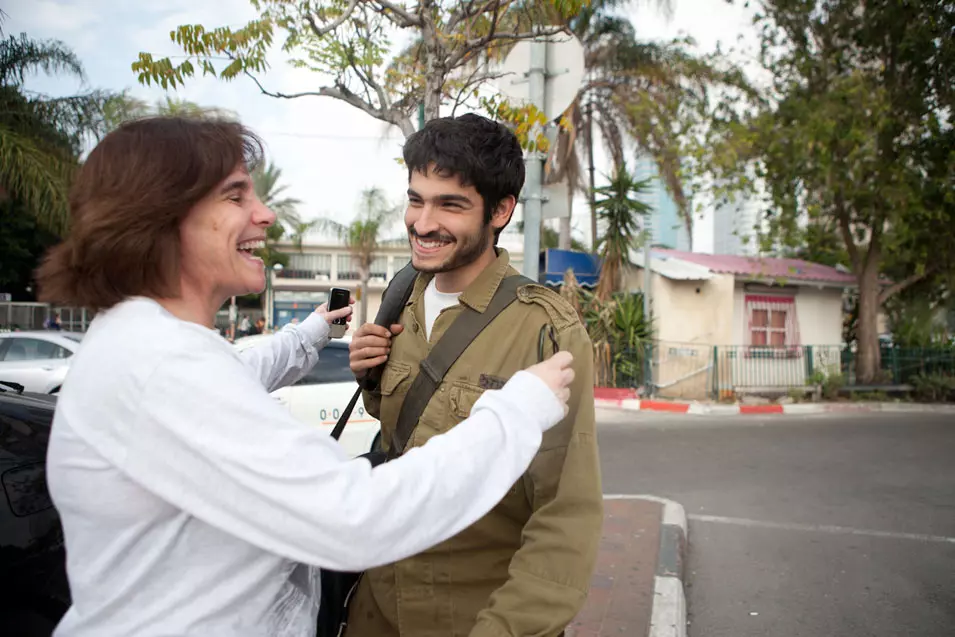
[327, 288, 352, 338]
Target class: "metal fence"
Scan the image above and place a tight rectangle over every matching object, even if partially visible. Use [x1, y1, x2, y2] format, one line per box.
[600, 342, 955, 400]
[595, 341, 714, 400]
[712, 345, 843, 399]
[841, 346, 955, 385]
[0, 302, 93, 332]
[713, 345, 955, 399]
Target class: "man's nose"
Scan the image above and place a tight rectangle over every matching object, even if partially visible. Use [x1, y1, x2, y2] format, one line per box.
[412, 205, 440, 236]
[253, 198, 277, 227]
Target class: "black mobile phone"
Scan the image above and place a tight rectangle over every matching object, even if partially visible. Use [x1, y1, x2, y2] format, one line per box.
[328, 288, 350, 325]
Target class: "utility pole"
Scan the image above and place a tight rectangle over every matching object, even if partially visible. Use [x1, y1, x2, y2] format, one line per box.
[586, 102, 597, 252]
[228, 296, 237, 341]
[643, 213, 653, 396]
[522, 38, 547, 281]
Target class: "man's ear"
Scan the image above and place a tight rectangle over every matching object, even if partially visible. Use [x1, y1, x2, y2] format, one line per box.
[490, 195, 517, 231]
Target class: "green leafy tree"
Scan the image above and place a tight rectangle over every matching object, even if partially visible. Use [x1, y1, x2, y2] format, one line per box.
[312, 187, 399, 324]
[0, 198, 59, 301]
[701, 0, 955, 383]
[132, 0, 587, 137]
[779, 220, 850, 269]
[592, 163, 651, 300]
[0, 25, 109, 234]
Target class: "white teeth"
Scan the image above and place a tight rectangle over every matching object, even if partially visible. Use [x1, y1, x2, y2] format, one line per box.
[237, 240, 265, 251]
[416, 237, 448, 249]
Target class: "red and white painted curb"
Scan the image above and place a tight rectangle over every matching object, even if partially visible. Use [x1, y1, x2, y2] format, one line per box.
[593, 388, 955, 416]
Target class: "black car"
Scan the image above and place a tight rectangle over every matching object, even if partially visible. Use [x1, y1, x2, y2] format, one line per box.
[0, 382, 69, 635]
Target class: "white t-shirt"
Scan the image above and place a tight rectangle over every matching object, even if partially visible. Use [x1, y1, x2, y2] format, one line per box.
[423, 277, 462, 340]
[48, 297, 563, 637]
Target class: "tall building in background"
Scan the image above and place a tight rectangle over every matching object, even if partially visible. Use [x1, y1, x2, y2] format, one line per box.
[712, 197, 760, 256]
[633, 154, 691, 251]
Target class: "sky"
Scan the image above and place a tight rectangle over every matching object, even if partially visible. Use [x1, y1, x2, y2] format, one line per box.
[9, 0, 759, 253]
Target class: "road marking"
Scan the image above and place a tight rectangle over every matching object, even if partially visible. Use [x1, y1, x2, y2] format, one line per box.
[689, 513, 955, 544]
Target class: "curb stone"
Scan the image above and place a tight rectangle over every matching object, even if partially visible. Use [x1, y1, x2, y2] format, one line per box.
[604, 495, 688, 637]
[594, 393, 955, 417]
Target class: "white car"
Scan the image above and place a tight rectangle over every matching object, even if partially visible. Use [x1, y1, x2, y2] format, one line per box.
[233, 334, 381, 458]
[0, 331, 83, 394]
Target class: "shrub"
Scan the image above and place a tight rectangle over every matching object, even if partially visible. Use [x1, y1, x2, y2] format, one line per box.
[910, 373, 955, 403]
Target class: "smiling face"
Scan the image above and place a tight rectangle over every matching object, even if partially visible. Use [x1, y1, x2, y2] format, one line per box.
[405, 166, 514, 283]
[177, 167, 276, 303]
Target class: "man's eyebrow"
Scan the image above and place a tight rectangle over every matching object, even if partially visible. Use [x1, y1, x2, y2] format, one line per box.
[220, 178, 251, 196]
[407, 189, 473, 205]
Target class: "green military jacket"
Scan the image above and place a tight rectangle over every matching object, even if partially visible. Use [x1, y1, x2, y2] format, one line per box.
[345, 249, 603, 637]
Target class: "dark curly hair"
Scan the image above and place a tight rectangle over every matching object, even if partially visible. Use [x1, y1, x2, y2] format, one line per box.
[402, 113, 525, 236]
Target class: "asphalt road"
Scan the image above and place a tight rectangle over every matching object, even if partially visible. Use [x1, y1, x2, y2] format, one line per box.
[596, 409, 955, 637]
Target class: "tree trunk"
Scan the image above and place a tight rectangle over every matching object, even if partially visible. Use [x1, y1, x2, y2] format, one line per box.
[423, 56, 444, 122]
[396, 117, 416, 138]
[559, 218, 571, 249]
[855, 257, 883, 384]
[359, 270, 370, 327]
[558, 179, 573, 249]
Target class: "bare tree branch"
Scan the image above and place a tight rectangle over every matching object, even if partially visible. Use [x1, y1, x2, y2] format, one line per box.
[242, 70, 413, 135]
[448, 24, 569, 68]
[347, 53, 391, 111]
[448, 0, 506, 32]
[448, 67, 507, 115]
[879, 267, 935, 305]
[303, 0, 361, 38]
[372, 0, 422, 27]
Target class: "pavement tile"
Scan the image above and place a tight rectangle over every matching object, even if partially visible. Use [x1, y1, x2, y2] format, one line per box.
[567, 498, 663, 637]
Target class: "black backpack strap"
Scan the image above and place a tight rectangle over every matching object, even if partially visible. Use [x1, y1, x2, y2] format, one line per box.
[330, 262, 419, 442]
[386, 274, 533, 459]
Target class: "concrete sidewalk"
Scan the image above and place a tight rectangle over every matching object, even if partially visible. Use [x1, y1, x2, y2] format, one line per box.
[594, 388, 955, 416]
[567, 496, 688, 637]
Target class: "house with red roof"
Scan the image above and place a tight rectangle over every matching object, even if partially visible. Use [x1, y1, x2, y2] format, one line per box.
[624, 249, 858, 400]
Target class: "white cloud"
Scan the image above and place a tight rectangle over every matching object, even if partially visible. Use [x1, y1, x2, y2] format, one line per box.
[17, 0, 102, 34]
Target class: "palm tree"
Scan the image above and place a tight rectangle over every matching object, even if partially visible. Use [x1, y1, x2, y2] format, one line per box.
[98, 91, 236, 133]
[312, 187, 399, 325]
[248, 161, 305, 317]
[545, 0, 749, 251]
[0, 25, 107, 234]
[153, 95, 237, 120]
[252, 161, 303, 230]
[593, 162, 652, 300]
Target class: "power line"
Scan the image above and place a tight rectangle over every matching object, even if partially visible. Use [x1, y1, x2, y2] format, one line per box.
[259, 130, 405, 141]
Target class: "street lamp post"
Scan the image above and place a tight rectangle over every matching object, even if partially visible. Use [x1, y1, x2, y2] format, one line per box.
[266, 263, 284, 331]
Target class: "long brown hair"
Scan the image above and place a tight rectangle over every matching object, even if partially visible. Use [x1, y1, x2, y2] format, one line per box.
[36, 117, 264, 311]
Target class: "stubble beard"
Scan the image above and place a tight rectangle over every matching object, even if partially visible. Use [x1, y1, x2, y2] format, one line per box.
[409, 224, 493, 274]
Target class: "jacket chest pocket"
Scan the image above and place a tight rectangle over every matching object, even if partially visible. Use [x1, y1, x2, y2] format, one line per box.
[379, 361, 413, 448]
[449, 380, 486, 421]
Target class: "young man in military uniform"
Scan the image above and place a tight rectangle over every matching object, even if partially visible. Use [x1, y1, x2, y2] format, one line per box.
[347, 113, 602, 637]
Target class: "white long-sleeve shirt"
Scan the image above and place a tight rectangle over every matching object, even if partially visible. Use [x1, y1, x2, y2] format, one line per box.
[48, 297, 564, 637]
